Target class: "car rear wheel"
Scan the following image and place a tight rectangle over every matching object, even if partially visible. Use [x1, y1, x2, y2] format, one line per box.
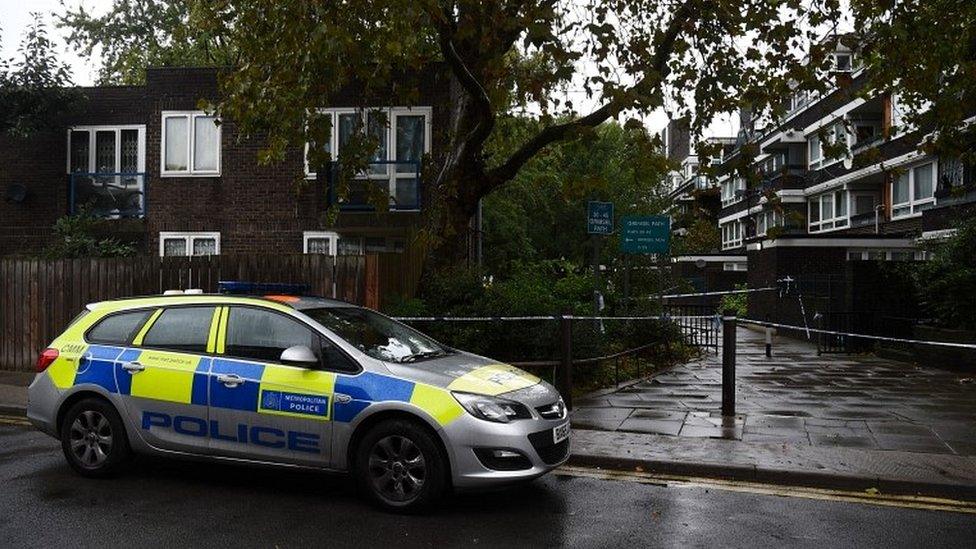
[60, 398, 131, 478]
[354, 419, 447, 512]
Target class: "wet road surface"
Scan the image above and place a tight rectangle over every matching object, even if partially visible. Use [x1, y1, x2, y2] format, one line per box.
[1, 422, 974, 548]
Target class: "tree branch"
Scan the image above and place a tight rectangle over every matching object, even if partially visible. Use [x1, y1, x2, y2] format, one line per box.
[486, 0, 697, 188]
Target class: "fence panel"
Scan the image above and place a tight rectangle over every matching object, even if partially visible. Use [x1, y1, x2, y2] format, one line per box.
[0, 252, 419, 371]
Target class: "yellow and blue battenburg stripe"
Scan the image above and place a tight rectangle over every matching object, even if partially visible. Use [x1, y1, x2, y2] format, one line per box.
[50, 344, 467, 427]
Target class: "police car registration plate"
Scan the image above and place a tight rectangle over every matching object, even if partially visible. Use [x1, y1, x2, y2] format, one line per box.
[553, 422, 570, 444]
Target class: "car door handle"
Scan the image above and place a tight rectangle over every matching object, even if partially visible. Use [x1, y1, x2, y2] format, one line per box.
[121, 361, 145, 373]
[217, 374, 244, 388]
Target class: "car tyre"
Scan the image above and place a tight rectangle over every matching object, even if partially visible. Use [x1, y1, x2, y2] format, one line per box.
[60, 397, 131, 478]
[354, 419, 447, 512]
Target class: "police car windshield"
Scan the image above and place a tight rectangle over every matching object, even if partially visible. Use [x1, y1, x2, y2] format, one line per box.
[303, 307, 450, 363]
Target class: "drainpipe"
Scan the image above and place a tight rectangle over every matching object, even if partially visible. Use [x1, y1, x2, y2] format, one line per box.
[874, 203, 883, 234]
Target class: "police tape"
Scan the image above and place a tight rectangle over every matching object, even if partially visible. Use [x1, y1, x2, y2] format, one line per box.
[661, 287, 779, 299]
[392, 315, 719, 322]
[738, 318, 976, 350]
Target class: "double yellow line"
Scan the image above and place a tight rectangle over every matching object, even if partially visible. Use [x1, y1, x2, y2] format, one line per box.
[0, 414, 30, 427]
[556, 465, 976, 515]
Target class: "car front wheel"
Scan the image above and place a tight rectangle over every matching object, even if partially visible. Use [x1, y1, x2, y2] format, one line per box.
[354, 419, 448, 512]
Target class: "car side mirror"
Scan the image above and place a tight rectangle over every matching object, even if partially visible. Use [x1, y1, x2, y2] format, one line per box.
[279, 345, 319, 367]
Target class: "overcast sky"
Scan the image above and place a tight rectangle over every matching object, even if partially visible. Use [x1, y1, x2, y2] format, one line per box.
[0, 0, 741, 137]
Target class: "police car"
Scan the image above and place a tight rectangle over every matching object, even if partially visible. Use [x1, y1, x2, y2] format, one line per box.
[26, 283, 570, 510]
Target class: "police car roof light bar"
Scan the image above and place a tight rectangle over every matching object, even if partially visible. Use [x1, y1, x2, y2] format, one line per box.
[217, 281, 311, 296]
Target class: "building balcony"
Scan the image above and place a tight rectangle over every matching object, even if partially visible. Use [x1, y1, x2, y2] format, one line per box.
[69, 172, 146, 219]
[326, 160, 422, 211]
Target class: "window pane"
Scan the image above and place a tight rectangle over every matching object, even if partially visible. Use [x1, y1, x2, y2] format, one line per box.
[913, 163, 933, 200]
[307, 237, 333, 255]
[121, 129, 139, 173]
[95, 130, 116, 173]
[163, 238, 187, 257]
[338, 113, 360, 153]
[367, 111, 388, 175]
[192, 237, 217, 256]
[822, 195, 833, 219]
[836, 192, 847, 217]
[193, 116, 219, 172]
[142, 307, 215, 353]
[809, 135, 821, 162]
[338, 237, 363, 255]
[396, 115, 425, 173]
[70, 131, 90, 173]
[893, 172, 910, 204]
[809, 200, 820, 222]
[164, 116, 189, 171]
[225, 307, 317, 363]
[88, 310, 152, 345]
[854, 195, 875, 215]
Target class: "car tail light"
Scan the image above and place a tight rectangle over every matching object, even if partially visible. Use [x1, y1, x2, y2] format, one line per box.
[36, 348, 59, 372]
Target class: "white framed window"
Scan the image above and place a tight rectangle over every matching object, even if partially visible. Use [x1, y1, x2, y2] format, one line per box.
[754, 210, 783, 237]
[892, 160, 936, 219]
[723, 262, 747, 272]
[303, 231, 339, 255]
[337, 236, 365, 255]
[721, 220, 743, 250]
[832, 52, 853, 72]
[67, 126, 146, 174]
[808, 191, 849, 233]
[159, 232, 220, 257]
[161, 111, 221, 177]
[721, 177, 745, 207]
[304, 106, 431, 210]
[847, 249, 927, 261]
[807, 120, 847, 170]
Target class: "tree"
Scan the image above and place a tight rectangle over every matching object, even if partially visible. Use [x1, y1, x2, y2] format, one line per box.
[851, 0, 976, 161]
[191, 0, 845, 269]
[0, 14, 79, 136]
[57, 0, 235, 85]
[482, 118, 670, 276]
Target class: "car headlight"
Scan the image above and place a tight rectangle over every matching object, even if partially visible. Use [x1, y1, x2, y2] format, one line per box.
[452, 392, 531, 423]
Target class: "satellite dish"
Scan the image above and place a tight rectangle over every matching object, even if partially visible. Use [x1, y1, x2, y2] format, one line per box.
[695, 259, 707, 269]
[4, 184, 27, 203]
[843, 155, 853, 169]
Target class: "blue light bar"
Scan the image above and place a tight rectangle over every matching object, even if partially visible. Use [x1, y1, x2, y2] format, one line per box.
[217, 281, 311, 296]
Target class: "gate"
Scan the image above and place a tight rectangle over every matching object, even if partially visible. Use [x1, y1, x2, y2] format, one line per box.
[665, 304, 720, 353]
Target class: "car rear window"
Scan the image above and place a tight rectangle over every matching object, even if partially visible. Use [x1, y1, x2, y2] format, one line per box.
[141, 306, 215, 353]
[87, 310, 153, 345]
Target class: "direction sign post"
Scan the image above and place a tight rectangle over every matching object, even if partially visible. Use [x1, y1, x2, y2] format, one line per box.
[587, 201, 614, 235]
[619, 215, 670, 255]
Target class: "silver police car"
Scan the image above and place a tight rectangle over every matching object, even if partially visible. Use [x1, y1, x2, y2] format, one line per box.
[27, 290, 570, 510]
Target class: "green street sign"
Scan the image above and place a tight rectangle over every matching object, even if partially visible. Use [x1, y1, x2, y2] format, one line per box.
[587, 201, 614, 235]
[620, 215, 670, 254]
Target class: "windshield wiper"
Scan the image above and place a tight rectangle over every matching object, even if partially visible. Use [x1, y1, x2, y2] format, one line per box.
[399, 350, 452, 363]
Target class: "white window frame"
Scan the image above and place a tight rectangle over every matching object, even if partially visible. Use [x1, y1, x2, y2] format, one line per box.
[723, 262, 747, 272]
[721, 220, 743, 250]
[66, 125, 146, 174]
[808, 190, 850, 233]
[807, 120, 847, 170]
[303, 231, 339, 255]
[891, 160, 937, 219]
[160, 111, 221, 177]
[721, 177, 745, 207]
[158, 232, 221, 257]
[304, 106, 431, 210]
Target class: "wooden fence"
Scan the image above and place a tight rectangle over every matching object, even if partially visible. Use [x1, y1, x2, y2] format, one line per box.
[0, 253, 422, 371]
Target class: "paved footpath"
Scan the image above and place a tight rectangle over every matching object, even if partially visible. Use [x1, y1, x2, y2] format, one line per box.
[570, 328, 976, 497]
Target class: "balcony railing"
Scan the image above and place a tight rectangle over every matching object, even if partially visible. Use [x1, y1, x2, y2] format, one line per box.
[325, 160, 421, 211]
[850, 211, 878, 229]
[69, 172, 146, 219]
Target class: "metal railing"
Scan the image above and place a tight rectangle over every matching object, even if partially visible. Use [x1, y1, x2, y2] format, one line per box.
[69, 172, 147, 219]
[325, 160, 422, 211]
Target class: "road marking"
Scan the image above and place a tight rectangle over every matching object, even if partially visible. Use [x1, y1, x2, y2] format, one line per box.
[0, 415, 31, 427]
[556, 465, 976, 515]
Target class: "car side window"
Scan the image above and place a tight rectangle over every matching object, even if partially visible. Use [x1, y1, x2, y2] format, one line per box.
[87, 310, 153, 345]
[319, 335, 359, 373]
[141, 306, 215, 353]
[225, 307, 319, 364]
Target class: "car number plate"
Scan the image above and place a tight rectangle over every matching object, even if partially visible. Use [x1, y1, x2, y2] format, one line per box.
[553, 422, 570, 444]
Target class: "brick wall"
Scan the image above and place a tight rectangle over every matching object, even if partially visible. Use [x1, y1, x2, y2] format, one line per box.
[1, 66, 451, 257]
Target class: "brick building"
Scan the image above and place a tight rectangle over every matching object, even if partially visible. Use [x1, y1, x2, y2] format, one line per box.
[0, 67, 450, 257]
[665, 35, 976, 326]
